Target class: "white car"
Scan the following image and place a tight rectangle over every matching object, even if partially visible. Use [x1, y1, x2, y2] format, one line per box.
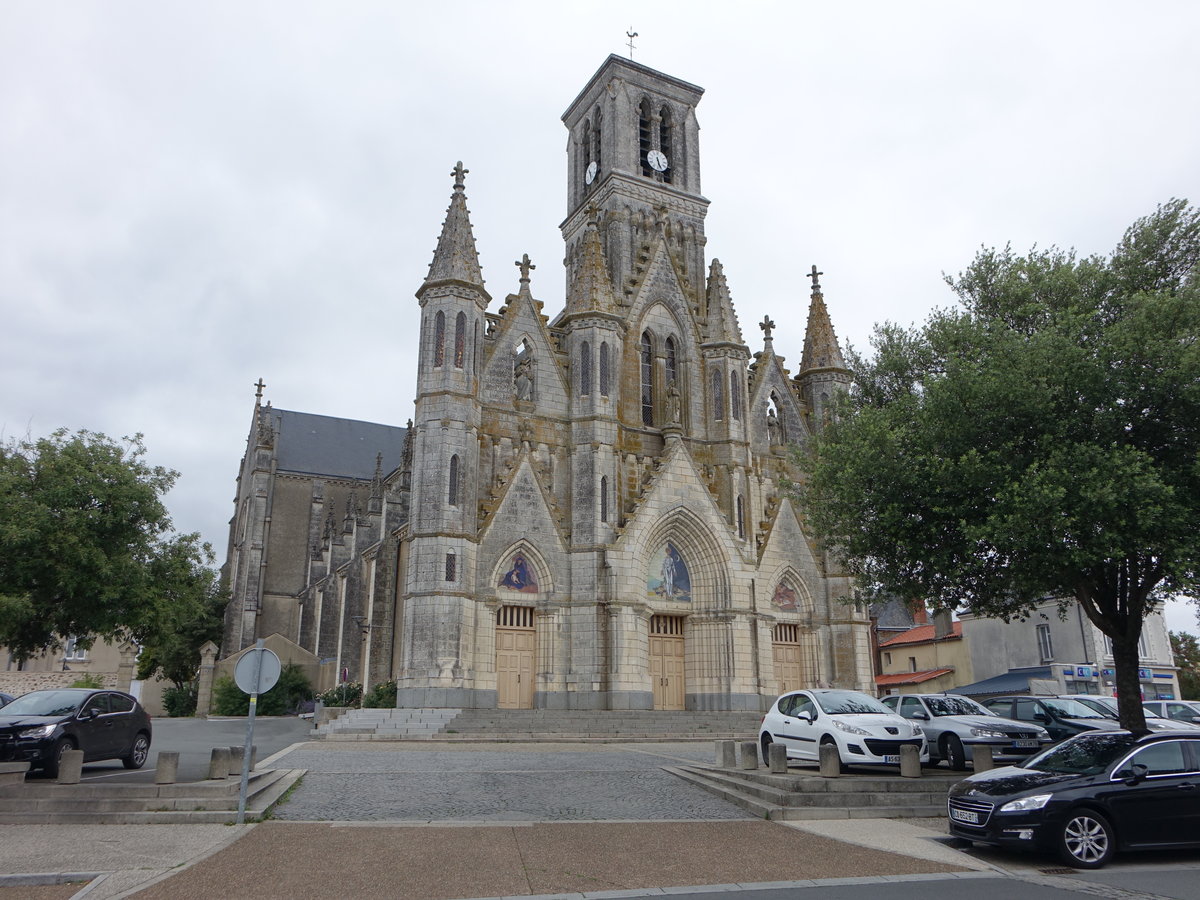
[1059, 694, 1200, 732]
[759, 688, 928, 770]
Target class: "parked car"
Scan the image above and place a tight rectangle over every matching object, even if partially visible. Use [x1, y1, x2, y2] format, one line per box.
[0, 688, 152, 778]
[0, 693, 14, 709]
[760, 688, 928, 770]
[1143, 699, 1200, 725]
[881, 693, 1051, 770]
[1058, 694, 1200, 732]
[947, 730, 1200, 868]
[981, 696, 1124, 743]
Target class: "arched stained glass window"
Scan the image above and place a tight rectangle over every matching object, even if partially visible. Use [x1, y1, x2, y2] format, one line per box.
[454, 312, 466, 368]
[711, 368, 724, 420]
[659, 105, 673, 184]
[641, 332, 654, 426]
[730, 371, 742, 421]
[580, 341, 592, 395]
[600, 475, 608, 523]
[433, 311, 445, 367]
[665, 336, 677, 386]
[638, 98, 653, 176]
[599, 342, 610, 396]
[737, 495, 746, 539]
[448, 455, 459, 506]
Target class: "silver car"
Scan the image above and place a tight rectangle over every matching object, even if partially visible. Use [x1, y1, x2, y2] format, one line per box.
[881, 693, 1051, 770]
[1143, 699, 1200, 726]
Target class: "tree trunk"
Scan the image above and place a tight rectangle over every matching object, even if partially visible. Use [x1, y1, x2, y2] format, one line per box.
[1110, 633, 1149, 733]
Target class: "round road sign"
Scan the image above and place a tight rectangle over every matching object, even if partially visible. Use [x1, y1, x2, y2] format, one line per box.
[234, 647, 282, 694]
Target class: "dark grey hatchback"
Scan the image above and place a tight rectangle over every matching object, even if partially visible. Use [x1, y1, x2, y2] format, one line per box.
[948, 731, 1200, 868]
[0, 688, 152, 777]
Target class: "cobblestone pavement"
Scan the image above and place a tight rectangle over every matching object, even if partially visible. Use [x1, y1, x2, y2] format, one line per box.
[270, 741, 753, 822]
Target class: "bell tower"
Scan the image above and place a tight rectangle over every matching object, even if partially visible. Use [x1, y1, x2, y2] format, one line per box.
[560, 55, 709, 306]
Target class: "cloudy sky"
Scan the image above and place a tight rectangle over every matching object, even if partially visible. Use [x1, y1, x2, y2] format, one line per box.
[3, 1, 1198, 635]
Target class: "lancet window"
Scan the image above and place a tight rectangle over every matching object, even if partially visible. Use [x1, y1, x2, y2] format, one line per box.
[659, 105, 673, 184]
[454, 312, 466, 368]
[730, 371, 742, 421]
[599, 342, 610, 396]
[711, 368, 724, 420]
[580, 341, 592, 395]
[640, 332, 654, 426]
[638, 97, 653, 177]
[434, 311, 445, 367]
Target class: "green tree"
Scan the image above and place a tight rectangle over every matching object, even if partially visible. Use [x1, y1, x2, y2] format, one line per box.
[802, 200, 1200, 732]
[0, 428, 218, 663]
[1170, 631, 1200, 700]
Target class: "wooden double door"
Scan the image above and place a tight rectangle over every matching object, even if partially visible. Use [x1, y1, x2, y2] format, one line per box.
[497, 606, 535, 709]
[650, 615, 685, 710]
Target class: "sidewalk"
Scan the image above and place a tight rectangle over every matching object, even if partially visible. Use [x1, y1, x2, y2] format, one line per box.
[0, 817, 987, 900]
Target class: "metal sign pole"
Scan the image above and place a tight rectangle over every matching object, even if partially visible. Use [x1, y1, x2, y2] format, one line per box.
[236, 638, 264, 825]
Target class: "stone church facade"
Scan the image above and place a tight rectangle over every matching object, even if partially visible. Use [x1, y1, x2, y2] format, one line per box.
[221, 55, 874, 710]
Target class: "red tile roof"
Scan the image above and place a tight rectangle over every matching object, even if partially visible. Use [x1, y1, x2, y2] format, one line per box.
[875, 668, 955, 687]
[879, 621, 962, 647]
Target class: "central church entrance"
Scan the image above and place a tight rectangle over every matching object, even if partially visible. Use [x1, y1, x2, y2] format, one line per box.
[650, 615, 685, 710]
[496, 605, 535, 709]
[772, 623, 804, 695]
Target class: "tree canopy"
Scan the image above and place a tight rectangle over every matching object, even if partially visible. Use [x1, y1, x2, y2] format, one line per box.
[0, 428, 222, 675]
[801, 200, 1200, 731]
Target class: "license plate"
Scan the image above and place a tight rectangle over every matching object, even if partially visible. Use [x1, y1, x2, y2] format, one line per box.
[883, 754, 900, 764]
[1013, 740, 1040, 748]
[950, 808, 979, 824]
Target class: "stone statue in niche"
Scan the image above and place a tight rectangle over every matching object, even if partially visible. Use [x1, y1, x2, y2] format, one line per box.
[766, 407, 781, 446]
[665, 380, 681, 425]
[514, 353, 535, 401]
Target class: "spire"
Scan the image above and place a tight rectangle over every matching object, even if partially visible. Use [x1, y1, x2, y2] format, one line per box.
[703, 259, 744, 344]
[799, 265, 847, 374]
[417, 161, 491, 303]
[567, 215, 617, 312]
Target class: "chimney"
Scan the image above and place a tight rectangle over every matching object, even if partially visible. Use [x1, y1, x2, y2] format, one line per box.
[933, 610, 953, 639]
[912, 605, 929, 625]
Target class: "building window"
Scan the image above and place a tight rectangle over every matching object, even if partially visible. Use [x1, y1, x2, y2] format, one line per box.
[736, 495, 745, 539]
[433, 311, 446, 367]
[448, 455, 459, 506]
[711, 368, 724, 420]
[592, 105, 603, 172]
[445, 552, 457, 583]
[580, 341, 591, 395]
[454, 312, 466, 368]
[640, 332, 654, 426]
[665, 336, 677, 385]
[909, 657, 917, 673]
[599, 342, 610, 396]
[638, 97, 653, 176]
[730, 372, 741, 421]
[883, 651, 892, 667]
[1037, 623, 1054, 662]
[659, 105, 673, 184]
[600, 475, 609, 523]
[63, 636, 88, 662]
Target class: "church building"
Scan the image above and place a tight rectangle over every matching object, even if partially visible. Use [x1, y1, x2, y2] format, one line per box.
[221, 55, 874, 711]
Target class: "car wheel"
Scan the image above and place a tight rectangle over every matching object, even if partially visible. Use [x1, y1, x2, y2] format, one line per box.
[760, 733, 774, 765]
[44, 738, 76, 779]
[1058, 809, 1115, 869]
[123, 732, 151, 769]
[944, 735, 968, 771]
[820, 736, 847, 773]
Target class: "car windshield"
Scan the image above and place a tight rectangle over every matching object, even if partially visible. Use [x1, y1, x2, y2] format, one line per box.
[926, 696, 990, 717]
[0, 691, 85, 717]
[1076, 697, 1119, 717]
[815, 691, 892, 715]
[1022, 732, 1140, 775]
[1040, 697, 1108, 719]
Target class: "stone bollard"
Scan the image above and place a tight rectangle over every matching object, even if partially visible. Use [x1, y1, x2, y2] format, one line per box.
[900, 743, 922, 778]
[229, 745, 257, 773]
[155, 752, 180, 785]
[716, 740, 737, 769]
[208, 747, 231, 780]
[768, 742, 788, 774]
[972, 743, 994, 772]
[57, 749, 84, 784]
[740, 741, 759, 770]
[818, 742, 841, 777]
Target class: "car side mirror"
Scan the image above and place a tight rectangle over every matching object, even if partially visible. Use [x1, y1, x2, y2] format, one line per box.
[85, 707, 102, 719]
[1124, 762, 1149, 786]
[1034, 712, 1050, 723]
[796, 711, 812, 724]
[912, 711, 929, 721]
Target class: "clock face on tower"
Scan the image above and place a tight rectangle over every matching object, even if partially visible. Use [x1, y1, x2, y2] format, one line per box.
[585, 161, 598, 184]
[647, 149, 669, 172]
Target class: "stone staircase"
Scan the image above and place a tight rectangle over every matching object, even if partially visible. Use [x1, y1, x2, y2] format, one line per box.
[315, 708, 764, 742]
[665, 761, 958, 820]
[0, 763, 305, 824]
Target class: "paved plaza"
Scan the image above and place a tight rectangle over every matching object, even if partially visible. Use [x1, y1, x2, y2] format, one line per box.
[268, 741, 752, 822]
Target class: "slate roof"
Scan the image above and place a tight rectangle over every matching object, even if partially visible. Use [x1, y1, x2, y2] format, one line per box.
[879, 621, 962, 648]
[269, 408, 407, 480]
[952, 666, 1054, 696]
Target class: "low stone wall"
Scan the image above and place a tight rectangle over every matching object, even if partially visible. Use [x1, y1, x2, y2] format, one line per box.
[0, 672, 117, 695]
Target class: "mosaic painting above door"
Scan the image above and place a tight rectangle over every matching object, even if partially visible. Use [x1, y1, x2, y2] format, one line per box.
[499, 553, 538, 593]
[647, 543, 691, 602]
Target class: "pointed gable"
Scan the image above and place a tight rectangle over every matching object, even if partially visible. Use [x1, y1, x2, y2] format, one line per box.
[748, 321, 810, 452]
[565, 218, 618, 315]
[757, 497, 825, 614]
[417, 161, 490, 304]
[477, 455, 568, 589]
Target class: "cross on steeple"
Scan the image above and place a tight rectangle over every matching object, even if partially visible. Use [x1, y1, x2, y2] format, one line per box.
[626, 27, 638, 59]
[451, 161, 469, 190]
[515, 253, 536, 282]
[759, 315, 775, 341]
[254, 377, 266, 401]
[807, 265, 823, 291]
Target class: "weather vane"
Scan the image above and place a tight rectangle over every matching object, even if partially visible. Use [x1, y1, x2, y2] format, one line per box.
[626, 27, 638, 60]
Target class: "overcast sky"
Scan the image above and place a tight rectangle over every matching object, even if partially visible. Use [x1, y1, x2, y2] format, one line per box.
[3, 1, 1198, 636]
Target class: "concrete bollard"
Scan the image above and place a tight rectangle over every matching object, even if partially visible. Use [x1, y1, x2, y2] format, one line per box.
[716, 740, 737, 768]
[768, 742, 788, 774]
[229, 745, 258, 773]
[155, 752, 180, 784]
[57, 749, 84, 784]
[208, 747, 231, 780]
[739, 741, 759, 770]
[972, 743, 994, 772]
[818, 742, 841, 777]
[900, 743, 922, 778]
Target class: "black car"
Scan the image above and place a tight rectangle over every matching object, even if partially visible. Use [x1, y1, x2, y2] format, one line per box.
[981, 695, 1123, 743]
[0, 688, 152, 777]
[948, 731, 1200, 868]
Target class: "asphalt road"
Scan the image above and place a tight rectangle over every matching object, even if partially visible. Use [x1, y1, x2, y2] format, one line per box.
[23, 715, 312, 784]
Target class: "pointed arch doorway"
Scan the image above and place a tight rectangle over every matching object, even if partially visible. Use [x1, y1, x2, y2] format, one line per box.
[650, 615, 685, 710]
[496, 605, 535, 709]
